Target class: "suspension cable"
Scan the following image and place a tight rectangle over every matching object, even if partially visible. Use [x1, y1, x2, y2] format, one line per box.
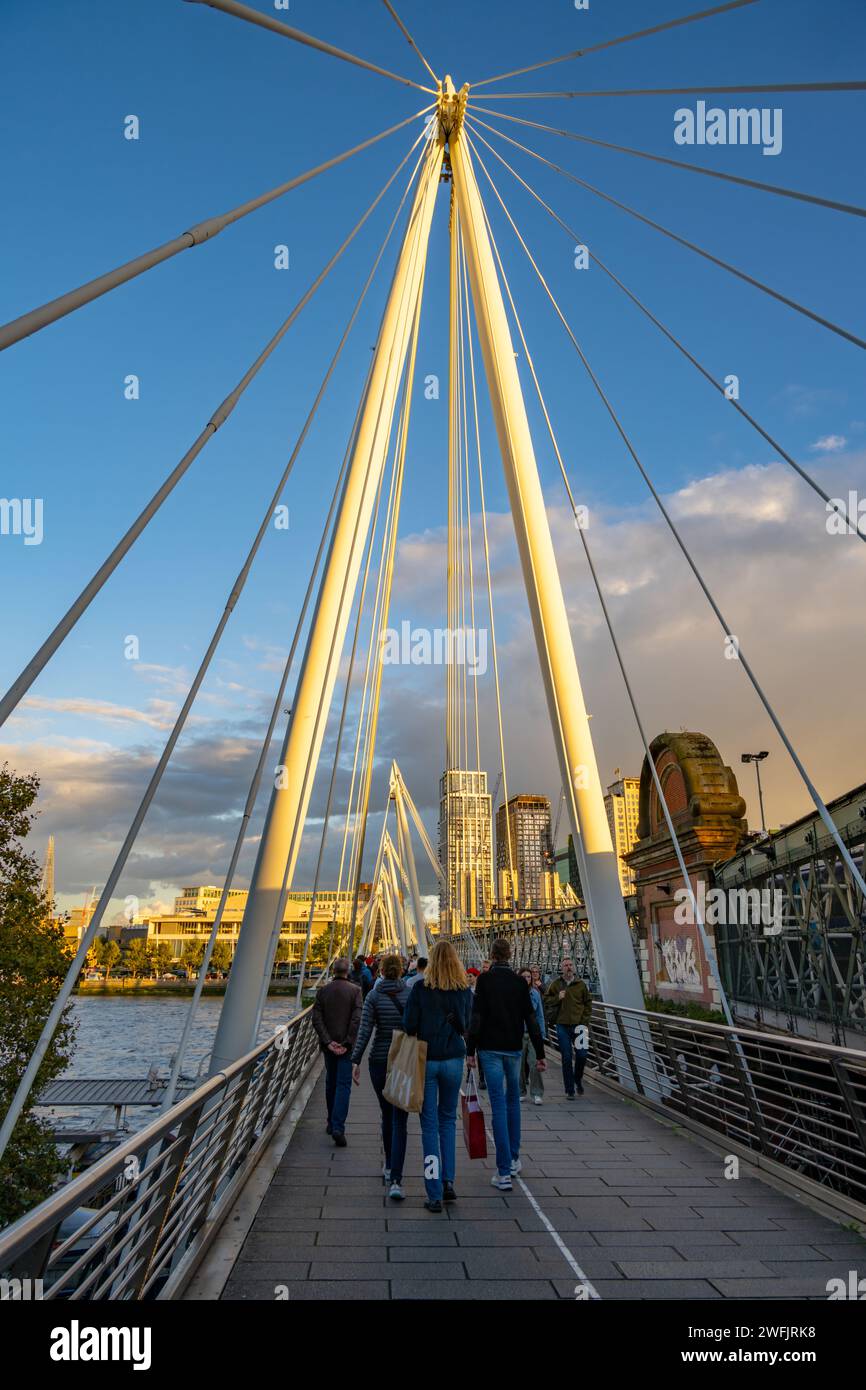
[380, 0, 438, 84]
[468, 115, 866, 352]
[465, 129, 866, 906]
[0, 133, 431, 1165]
[457, 235, 482, 773]
[466, 118, 865, 538]
[468, 106, 866, 220]
[0, 126, 431, 732]
[458, 226, 516, 916]
[468, 160, 734, 1020]
[347, 272, 427, 960]
[164, 147, 429, 1096]
[471, 0, 758, 89]
[0, 106, 434, 353]
[337, 191, 432, 935]
[184, 0, 435, 92]
[475, 81, 866, 99]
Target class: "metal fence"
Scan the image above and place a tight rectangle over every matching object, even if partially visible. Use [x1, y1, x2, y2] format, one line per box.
[0, 1005, 319, 1300]
[588, 1003, 866, 1216]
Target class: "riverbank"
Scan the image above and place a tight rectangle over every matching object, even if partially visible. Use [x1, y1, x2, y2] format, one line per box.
[74, 979, 312, 998]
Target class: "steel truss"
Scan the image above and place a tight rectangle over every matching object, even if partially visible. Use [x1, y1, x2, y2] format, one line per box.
[714, 785, 866, 1042]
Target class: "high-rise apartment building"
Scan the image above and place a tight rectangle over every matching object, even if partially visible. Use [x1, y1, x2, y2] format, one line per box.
[495, 794, 555, 912]
[438, 769, 494, 930]
[605, 773, 641, 895]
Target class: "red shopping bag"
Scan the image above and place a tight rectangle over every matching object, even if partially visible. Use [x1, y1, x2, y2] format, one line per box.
[461, 1067, 487, 1160]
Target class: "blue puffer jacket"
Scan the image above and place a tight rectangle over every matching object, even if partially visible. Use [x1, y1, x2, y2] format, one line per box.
[403, 981, 473, 1061]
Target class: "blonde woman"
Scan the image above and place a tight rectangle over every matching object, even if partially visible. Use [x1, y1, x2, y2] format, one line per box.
[403, 940, 473, 1212]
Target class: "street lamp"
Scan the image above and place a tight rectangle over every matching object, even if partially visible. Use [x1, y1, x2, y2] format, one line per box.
[741, 751, 769, 833]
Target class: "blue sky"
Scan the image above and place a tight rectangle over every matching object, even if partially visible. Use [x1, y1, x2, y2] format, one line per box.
[1, 0, 865, 912]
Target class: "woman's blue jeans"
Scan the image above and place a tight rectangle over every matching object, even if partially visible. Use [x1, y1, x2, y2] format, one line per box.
[419, 1056, 464, 1201]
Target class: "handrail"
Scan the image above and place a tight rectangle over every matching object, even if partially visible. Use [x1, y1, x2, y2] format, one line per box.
[0, 1005, 319, 1298]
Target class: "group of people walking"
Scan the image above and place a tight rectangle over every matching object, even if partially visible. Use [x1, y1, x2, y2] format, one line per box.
[311, 939, 593, 1211]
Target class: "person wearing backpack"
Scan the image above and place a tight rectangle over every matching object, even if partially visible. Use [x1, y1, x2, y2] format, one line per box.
[403, 940, 473, 1213]
[351, 954, 410, 1200]
[545, 957, 592, 1098]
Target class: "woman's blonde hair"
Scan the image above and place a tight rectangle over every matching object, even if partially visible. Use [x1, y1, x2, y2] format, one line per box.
[380, 953, 403, 981]
[424, 939, 468, 992]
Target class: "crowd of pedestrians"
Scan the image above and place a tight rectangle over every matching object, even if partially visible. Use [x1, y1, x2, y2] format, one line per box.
[311, 939, 594, 1210]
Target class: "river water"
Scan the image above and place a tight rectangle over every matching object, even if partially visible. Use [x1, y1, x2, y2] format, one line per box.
[41, 995, 304, 1134]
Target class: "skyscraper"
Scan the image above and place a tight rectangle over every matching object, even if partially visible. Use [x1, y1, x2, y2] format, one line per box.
[438, 769, 494, 931]
[495, 794, 554, 912]
[605, 773, 641, 895]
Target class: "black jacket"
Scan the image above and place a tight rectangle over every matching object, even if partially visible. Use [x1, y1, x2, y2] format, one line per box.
[350, 979, 410, 1065]
[466, 964, 545, 1058]
[403, 981, 473, 1061]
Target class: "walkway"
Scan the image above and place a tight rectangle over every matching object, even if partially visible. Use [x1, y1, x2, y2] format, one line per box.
[217, 1065, 865, 1300]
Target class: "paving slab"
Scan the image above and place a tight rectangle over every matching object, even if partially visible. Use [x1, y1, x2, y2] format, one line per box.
[209, 1060, 856, 1302]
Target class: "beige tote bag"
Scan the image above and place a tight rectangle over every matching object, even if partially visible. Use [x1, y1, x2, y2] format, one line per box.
[383, 1030, 428, 1113]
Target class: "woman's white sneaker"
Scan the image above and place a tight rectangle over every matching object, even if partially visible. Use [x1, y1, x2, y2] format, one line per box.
[388, 1182, 405, 1201]
[510, 1158, 522, 1175]
[490, 1174, 513, 1191]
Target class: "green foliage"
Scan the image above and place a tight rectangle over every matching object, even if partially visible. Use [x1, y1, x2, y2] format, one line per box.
[123, 938, 151, 978]
[210, 942, 232, 975]
[94, 938, 120, 978]
[643, 994, 727, 1025]
[152, 942, 174, 976]
[180, 941, 205, 977]
[0, 764, 76, 1228]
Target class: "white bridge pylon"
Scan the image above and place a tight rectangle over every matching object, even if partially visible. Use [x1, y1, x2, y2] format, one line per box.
[211, 83, 643, 1076]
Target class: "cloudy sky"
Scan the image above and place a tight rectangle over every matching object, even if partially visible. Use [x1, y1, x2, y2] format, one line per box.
[2, 0, 864, 919]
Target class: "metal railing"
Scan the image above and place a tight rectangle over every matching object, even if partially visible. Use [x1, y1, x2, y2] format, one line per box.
[585, 1003, 866, 1218]
[0, 1006, 319, 1300]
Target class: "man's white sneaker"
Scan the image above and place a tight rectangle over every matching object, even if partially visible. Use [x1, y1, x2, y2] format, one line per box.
[382, 1166, 391, 1183]
[510, 1158, 522, 1175]
[533, 1096, 543, 1106]
[490, 1174, 513, 1191]
[388, 1182, 405, 1201]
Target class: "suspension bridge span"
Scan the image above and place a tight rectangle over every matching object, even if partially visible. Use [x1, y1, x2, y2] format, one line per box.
[0, 0, 864, 1304]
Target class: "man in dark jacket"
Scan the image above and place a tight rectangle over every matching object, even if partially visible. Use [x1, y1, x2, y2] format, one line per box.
[466, 939, 546, 1190]
[312, 958, 362, 1146]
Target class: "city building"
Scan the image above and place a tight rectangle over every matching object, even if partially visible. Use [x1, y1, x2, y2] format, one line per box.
[605, 772, 641, 895]
[438, 769, 495, 930]
[495, 793, 556, 912]
[142, 884, 371, 963]
[57, 890, 99, 951]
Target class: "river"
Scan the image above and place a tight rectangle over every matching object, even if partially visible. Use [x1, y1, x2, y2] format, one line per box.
[40, 994, 304, 1134]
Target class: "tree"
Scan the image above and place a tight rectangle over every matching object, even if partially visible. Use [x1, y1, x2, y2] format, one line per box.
[180, 941, 205, 978]
[96, 938, 120, 979]
[210, 942, 232, 976]
[0, 764, 76, 1227]
[124, 939, 151, 979]
[152, 942, 174, 976]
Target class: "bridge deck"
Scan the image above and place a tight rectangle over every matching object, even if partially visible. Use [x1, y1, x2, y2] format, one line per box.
[219, 1066, 864, 1301]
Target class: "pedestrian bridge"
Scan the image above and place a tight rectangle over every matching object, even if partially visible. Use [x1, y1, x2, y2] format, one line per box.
[1, 1004, 864, 1301]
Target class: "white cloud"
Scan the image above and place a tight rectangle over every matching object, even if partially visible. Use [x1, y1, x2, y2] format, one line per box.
[810, 434, 848, 453]
[6, 454, 866, 909]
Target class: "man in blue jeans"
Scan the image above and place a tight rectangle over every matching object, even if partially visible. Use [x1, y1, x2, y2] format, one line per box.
[544, 958, 592, 1098]
[466, 939, 546, 1191]
[312, 959, 362, 1146]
